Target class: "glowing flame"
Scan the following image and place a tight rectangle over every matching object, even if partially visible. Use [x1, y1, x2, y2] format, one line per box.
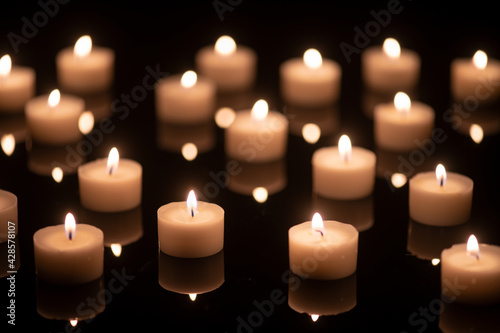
[391, 173, 407, 188]
[473, 50, 487, 70]
[469, 124, 484, 144]
[311, 314, 319, 322]
[65, 213, 76, 241]
[383, 38, 401, 59]
[187, 190, 197, 218]
[78, 111, 94, 135]
[435, 164, 446, 187]
[111, 243, 122, 257]
[0, 54, 12, 77]
[215, 107, 236, 128]
[182, 142, 198, 161]
[311, 213, 325, 237]
[251, 99, 268, 122]
[1, 134, 15, 156]
[215, 35, 236, 55]
[394, 92, 411, 116]
[189, 293, 197, 301]
[303, 48, 322, 69]
[48, 89, 61, 108]
[467, 234, 480, 260]
[302, 123, 321, 144]
[338, 134, 352, 163]
[52, 167, 63, 183]
[70, 319, 78, 327]
[431, 258, 440, 266]
[252, 187, 268, 203]
[181, 70, 197, 88]
[74, 35, 92, 58]
[107, 147, 119, 175]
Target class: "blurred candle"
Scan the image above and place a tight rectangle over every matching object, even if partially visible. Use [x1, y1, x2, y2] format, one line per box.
[0, 189, 17, 243]
[0, 54, 36, 113]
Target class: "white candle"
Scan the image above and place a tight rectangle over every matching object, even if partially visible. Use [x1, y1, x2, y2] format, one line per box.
[362, 38, 421, 93]
[78, 147, 142, 212]
[155, 70, 216, 124]
[158, 190, 224, 258]
[280, 49, 341, 107]
[33, 213, 104, 285]
[0, 189, 17, 243]
[409, 164, 473, 226]
[25, 89, 85, 145]
[56, 35, 115, 94]
[312, 135, 376, 200]
[288, 213, 358, 280]
[374, 92, 435, 151]
[441, 235, 500, 305]
[450, 50, 500, 103]
[225, 99, 288, 163]
[195, 35, 257, 93]
[0, 55, 36, 113]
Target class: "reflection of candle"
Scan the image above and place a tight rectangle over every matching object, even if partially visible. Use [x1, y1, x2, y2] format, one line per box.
[158, 190, 224, 258]
[441, 235, 500, 305]
[286, 105, 340, 140]
[439, 301, 500, 333]
[409, 164, 473, 226]
[0, 189, 17, 243]
[0, 54, 36, 113]
[28, 143, 85, 177]
[156, 121, 216, 154]
[280, 48, 342, 107]
[288, 213, 358, 280]
[227, 159, 286, 197]
[33, 213, 104, 284]
[312, 135, 376, 200]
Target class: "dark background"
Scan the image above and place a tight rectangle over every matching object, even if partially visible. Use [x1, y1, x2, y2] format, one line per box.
[1, 1, 500, 332]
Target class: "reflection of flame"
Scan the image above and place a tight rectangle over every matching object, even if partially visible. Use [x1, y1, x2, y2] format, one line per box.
[79, 111, 94, 135]
[70, 319, 78, 327]
[181, 143, 198, 161]
[189, 293, 197, 301]
[215, 35, 236, 55]
[252, 187, 268, 203]
[302, 123, 321, 144]
[311, 314, 319, 322]
[303, 49, 322, 69]
[1, 134, 15, 156]
[74, 35, 92, 58]
[111, 243, 122, 257]
[52, 167, 63, 183]
[469, 124, 484, 144]
[215, 107, 235, 128]
[467, 234, 480, 260]
[391, 173, 407, 188]
[383, 38, 400, 59]
[431, 258, 440, 266]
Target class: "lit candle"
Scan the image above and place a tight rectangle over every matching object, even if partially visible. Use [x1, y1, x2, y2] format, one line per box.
[450, 50, 500, 103]
[195, 35, 257, 93]
[0, 54, 36, 113]
[78, 147, 142, 212]
[56, 35, 115, 94]
[374, 92, 435, 151]
[441, 235, 500, 305]
[157, 190, 224, 258]
[33, 213, 104, 284]
[362, 38, 421, 93]
[0, 189, 17, 243]
[25, 89, 85, 145]
[280, 48, 342, 107]
[312, 135, 376, 200]
[224, 99, 288, 163]
[288, 213, 358, 280]
[409, 164, 473, 226]
[155, 70, 216, 124]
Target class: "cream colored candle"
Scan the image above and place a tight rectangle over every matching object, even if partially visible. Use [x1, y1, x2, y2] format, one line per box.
[155, 70, 216, 124]
[0, 189, 17, 243]
[25, 89, 85, 145]
[78, 147, 142, 212]
[441, 235, 500, 305]
[374, 92, 435, 151]
[225, 99, 288, 163]
[158, 190, 224, 258]
[33, 213, 104, 285]
[409, 164, 473, 226]
[362, 38, 420, 93]
[195, 35, 257, 93]
[288, 213, 358, 280]
[0, 55, 35, 113]
[312, 135, 376, 200]
[56, 35, 115, 94]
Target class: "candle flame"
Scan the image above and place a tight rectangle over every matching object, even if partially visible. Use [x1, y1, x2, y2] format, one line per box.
[467, 234, 480, 260]
[70, 319, 78, 327]
[189, 293, 197, 301]
[338, 134, 352, 163]
[181, 142, 198, 161]
[181, 70, 197, 88]
[0, 54, 12, 77]
[215, 107, 236, 128]
[52, 167, 63, 183]
[65, 213, 76, 241]
[311, 314, 320, 322]
[473, 50, 487, 70]
[469, 124, 484, 144]
[435, 164, 446, 187]
[302, 123, 321, 144]
[311, 213, 325, 237]
[383, 38, 401, 59]
[1, 134, 15, 156]
[251, 99, 268, 122]
[391, 173, 407, 188]
[107, 147, 119, 175]
[78, 111, 94, 135]
[48, 89, 61, 108]
[252, 187, 268, 203]
[303, 48, 322, 69]
[431, 258, 440, 266]
[394, 92, 411, 116]
[74, 35, 92, 58]
[111, 243, 122, 257]
[187, 190, 198, 218]
[215, 35, 236, 55]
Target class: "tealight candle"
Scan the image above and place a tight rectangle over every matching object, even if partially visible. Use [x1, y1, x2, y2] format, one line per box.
[280, 48, 342, 107]
[0, 189, 17, 243]
[288, 213, 358, 280]
[33, 213, 104, 285]
[157, 190, 224, 258]
[25, 89, 85, 145]
[195, 35, 257, 93]
[78, 147, 142, 212]
[312, 135, 376, 200]
[56, 35, 115, 94]
[225, 99, 288, 163]
[450, 50, 500, 103]
[362, 38, 421, 93]
[409, 164, 473, 226]
[441, 235, 500, 305]
[374, 92, 435, 151]
[155, 70, 216, 124]
[0, 54, 36, 113]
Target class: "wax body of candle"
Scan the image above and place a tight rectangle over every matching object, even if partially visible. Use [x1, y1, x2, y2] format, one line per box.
[0, 190, 17, 243]
[0, 66, 35, 113]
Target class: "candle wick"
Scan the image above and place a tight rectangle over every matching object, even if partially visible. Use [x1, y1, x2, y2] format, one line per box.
[314, 229, 324, 238]
[68, 231, 72, 241]
[440, 177, 444, 187]
[191, 208, 194, 218]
